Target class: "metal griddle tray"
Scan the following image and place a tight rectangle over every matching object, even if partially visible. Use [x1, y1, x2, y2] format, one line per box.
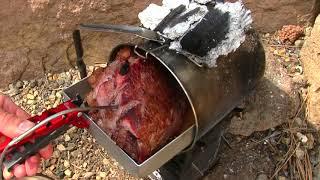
[62, 77, 195, 178]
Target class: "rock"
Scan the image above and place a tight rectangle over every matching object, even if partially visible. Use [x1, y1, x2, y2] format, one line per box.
[226, 0, 317, 32]
[278, 176, 287, 180]
[72, 173, 80, 179]
[56, 144, 66, 151]
[26, 94, 35, 100]
[295, 147, 305, 160]
[305, 27, 312, 36]
[66, 143, 76, 151]
[30, 80, 37, 88]
[103, 158, 109, 165]
[37, 79, 44, 86]
[293, 117, 304, 126]
[256, 174, 268, 180]
[0, 0, 161, 88]
[56, 92, 62, 99]
[64, 169, 72, 177]
[64, 134, 71, 142]
[99, 172, 107, 178]
[84, 172, 95, 178]
[294, 39, 305, 47]
[63, 160, 70, 168]
[49, 94, 56, 102]
[300, 15, 320, 129]
[34, 90, 39, 97]
[8, 88, 19, 96]
[26, 99, 34, 105]
[51, 82, 59, 89]
[57, 79, 65, 86]
[15, 80, 23, 89]
[83, 162, 88, 168]
[296, 132, 308, 143]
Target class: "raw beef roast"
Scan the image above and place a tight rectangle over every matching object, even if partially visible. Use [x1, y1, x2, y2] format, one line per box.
[85, 47, 189, 163]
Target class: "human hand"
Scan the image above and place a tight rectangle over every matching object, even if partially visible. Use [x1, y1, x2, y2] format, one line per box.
[0, 93, 53, 179]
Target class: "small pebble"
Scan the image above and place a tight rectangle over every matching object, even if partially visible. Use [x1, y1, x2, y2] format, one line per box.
[34, 90, 39, 97]
[57, 79, 65, 86]
[296, 132, 308, 143]
[51, 82, 59, 89]
[64, 160, 70, 168]
[64, 134, 71, 142]
[305, 27, 312, 36]
[26, 94, 35, 100]
[9, 88, 19, 96]
[49, 94, 56, 102]
[278, 176, 287, 180]
[83, 162, 88, 168]
[66, 143, 76, 151]
[57, 144, 66, 151]
[8, 83, 14, 90]
[56, 92, 62, 99]
[15, 81, 23, 89]
[99, 172, 107, 178]
[256, 174, 268, 180]
[30, 80, 37, 88]
[72, 173, 80, 179]
[103, 158, 109, 165]
[37, 79, 44, 86]
[64, 169, 72, 177]
[83, 172, 95, 178]
[264, 33, 270, 38]
[294, 39, 304, 47]
[27, 100, 34, 105]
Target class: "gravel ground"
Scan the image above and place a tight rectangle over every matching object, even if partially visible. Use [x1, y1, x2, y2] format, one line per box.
[1, 67, 138, 180]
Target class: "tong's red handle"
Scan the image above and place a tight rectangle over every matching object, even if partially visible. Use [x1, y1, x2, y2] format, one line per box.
[0, 99, 89, 152]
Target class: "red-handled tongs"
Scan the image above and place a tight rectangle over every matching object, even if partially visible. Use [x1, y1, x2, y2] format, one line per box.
[0, 95, 115, 179]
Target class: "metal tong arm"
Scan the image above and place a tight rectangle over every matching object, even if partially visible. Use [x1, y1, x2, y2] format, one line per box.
[78, 23, 167, 44]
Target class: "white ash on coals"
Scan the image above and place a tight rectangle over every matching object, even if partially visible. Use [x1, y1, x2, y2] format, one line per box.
[138, 0, 253, 68]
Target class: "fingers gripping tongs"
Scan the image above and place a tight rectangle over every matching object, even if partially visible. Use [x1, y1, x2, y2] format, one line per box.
[0, 95, 116, 180]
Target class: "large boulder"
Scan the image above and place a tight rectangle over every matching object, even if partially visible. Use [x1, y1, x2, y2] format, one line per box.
[300, 15, 320, 129]
[0, 0, 161, 88]
[227, 0, 319, 32]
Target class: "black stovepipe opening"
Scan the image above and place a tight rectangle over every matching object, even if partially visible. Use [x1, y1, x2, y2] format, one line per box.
[73, 29, 87, 79]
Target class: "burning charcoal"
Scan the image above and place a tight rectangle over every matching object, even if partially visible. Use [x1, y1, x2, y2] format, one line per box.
[85, 47, 189, 163]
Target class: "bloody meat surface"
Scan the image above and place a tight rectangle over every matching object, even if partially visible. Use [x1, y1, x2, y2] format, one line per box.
[85, 47, 189, 163]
